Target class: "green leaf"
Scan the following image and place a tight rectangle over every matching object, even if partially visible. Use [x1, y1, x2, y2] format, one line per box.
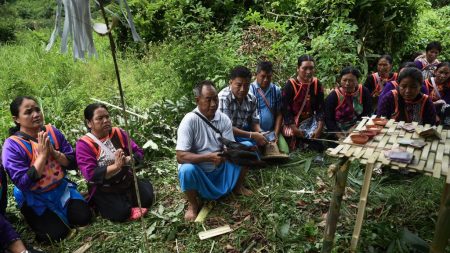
[304, 158, 312, 172]
[278, 219, 291, 238]
[143, 139, 159, 150]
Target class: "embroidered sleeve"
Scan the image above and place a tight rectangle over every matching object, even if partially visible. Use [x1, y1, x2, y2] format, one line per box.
[1, 139, 35, 191]
[76, 139, 106, 184]
[377, 92, 395, 119]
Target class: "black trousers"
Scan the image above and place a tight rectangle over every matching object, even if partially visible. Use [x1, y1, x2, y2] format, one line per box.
[21, 199, 92, 242]
[91, 179, 154, 222]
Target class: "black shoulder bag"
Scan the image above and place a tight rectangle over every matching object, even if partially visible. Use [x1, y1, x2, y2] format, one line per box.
[193, 111, 266, 167]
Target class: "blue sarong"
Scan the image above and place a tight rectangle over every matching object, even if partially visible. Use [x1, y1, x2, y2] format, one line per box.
[14, 178, 85, 225]
[178, 162, 241, 200]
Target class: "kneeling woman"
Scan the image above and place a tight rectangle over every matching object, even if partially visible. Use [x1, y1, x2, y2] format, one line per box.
[281, 55, 325, 151]
[76, 103, 154, 222]
[1, 96, 92, 242]
[377, 67, 436, 125]
[325, 67, 372, 140]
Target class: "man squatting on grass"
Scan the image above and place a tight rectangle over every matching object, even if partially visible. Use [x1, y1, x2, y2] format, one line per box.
[176, 81, 252, 221]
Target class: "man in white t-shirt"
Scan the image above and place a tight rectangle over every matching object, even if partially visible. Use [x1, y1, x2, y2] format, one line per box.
[176, 80, 252, 221]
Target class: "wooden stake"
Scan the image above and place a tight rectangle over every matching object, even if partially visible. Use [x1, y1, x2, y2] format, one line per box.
[350, 154, 377, 252]
[321, 158, 350, 253]
[430, 184, 450, 253]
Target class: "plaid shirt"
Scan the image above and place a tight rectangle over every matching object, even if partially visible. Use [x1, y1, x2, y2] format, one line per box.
[218, 86, 260, 130]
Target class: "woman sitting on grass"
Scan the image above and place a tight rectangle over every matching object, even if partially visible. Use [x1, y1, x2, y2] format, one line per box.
[377, 67, 436, 125]
[364, 54, 397, 111]
[423, 62, 450, 116]
[379, 62, 429, 98]
[1, 96, 92, 242]
[281, 55, 325, 151]
[76, 103, 154, 222]
[325, 67, 372, 140]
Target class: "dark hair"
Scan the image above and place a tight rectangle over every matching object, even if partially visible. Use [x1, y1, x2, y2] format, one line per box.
[397, 67, 423, 86]
[399, 61, 418, 70]
[426, 41, 442, 53]
[339, 66, 361, 79]
[9, 96, 38, 136]
[193, 80, 216, 97]
[229, 66, 252, 80]
[83, 103, 108, 130]
[256, 61, 273, 74]
[297, 54, 315, 67]
[378, 54, 393, 65]
[436, 62, 450, 71]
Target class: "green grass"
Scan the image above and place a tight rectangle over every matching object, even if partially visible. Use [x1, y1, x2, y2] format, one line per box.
[0, 2, 447, 252]
[3, 152, 445, 253]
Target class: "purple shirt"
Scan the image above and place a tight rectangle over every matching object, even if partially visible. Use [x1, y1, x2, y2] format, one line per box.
[1, 126, 75, 192]
[377, 91, 436, 125]
[0, 214, 20, 249]
[76, 128, 143, 184]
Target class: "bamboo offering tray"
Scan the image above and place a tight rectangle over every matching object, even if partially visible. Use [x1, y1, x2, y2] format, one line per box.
[322, 118, 450, 253]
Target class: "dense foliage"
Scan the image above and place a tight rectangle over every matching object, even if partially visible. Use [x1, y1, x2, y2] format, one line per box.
[0, 0, 449, 252]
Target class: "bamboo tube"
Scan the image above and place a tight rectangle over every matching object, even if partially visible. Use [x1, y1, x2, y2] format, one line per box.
[322, 158, 350, 253]
[350, 157, 377, 252]
[430, 184, 450, 253]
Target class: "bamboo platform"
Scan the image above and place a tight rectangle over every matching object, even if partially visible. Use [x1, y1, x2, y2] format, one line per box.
[322, 118, 450, 253]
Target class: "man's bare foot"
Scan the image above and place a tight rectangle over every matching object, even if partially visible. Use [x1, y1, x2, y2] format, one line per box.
[233, 186, 253, 196]
[184, 204, 199, 221]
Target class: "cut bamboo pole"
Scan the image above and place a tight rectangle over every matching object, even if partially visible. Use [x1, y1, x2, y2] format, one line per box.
[321, 158, 350, 253]
[350, 154, 377, 252]
[430, 184, 450, 253]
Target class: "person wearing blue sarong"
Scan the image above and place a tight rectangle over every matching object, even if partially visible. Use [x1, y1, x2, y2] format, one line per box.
[177, 81, 252, 221]
[218, 66, 268, 148]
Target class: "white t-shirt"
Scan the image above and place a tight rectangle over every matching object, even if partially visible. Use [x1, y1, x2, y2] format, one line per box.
[176, 108, 234, 172]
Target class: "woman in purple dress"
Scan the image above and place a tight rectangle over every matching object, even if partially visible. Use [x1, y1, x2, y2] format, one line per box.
[377, 68, 436, 125]
[76, 103, 154, 222]
[364, 55, 398, 111]
[2, 96, 92, 242]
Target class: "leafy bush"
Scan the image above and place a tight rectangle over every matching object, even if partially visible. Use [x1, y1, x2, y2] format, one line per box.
[310, 19, 361, 87]
[0, 4, 17, 43]
[398, 6, 450, 62]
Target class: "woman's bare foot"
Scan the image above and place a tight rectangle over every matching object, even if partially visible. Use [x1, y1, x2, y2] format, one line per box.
[233, 186, 253, 196]
[184, 204, 199, 221]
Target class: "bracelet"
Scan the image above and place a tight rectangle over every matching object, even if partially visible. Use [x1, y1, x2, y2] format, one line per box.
[249, 132, 252, 139]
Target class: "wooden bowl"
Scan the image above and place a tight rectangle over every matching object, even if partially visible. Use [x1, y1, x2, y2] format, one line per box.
[372, 118, 388, 126]
[359, 130, 378, 139]
[365, 124, 383, 133]
[350, 134, 369, 144]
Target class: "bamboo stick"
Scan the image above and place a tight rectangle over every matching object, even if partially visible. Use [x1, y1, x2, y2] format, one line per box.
[350, 155, 377, 252]
[322, 158, 350, 253]
[430, 184, 450, 253]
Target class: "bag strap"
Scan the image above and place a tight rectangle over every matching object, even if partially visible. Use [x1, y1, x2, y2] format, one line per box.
[86, 133, 115, 160]
[193, 111, 223, 138]
[294, 82, 311, 126]
[430, 77, 442, 99]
